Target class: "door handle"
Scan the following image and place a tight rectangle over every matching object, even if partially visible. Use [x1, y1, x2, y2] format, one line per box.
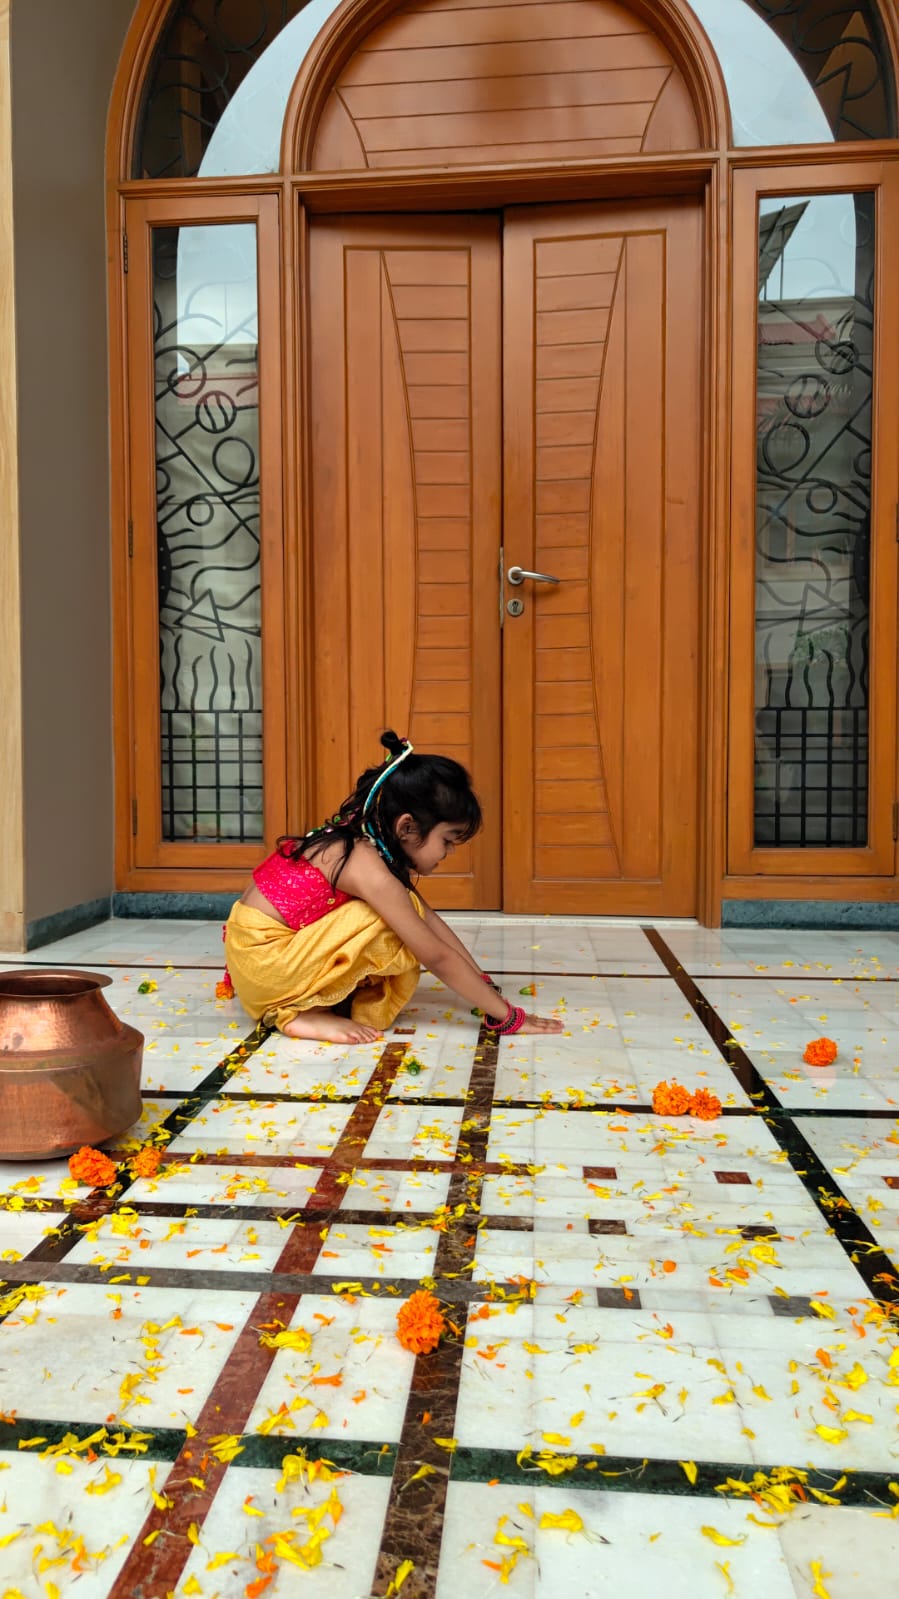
[507, 565, 561, 586]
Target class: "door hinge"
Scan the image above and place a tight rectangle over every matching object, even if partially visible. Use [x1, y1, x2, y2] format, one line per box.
[127, 518, 133, 558]
[122, 231, 129, 274]
[893, 800, 898, 842]
[132, 797, 138, 837]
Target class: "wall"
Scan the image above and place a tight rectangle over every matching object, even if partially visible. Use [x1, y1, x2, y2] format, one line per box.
[0, 1, 23, 947]
[10, 0, 136, 935]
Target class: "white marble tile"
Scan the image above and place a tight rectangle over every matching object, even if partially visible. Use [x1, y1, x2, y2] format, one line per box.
[362, 1104, 464, 1161]
[139, 1034, 236, 1091]
[449, 916, 670, 975]
[777, 1502, 899, 1598]
[665, 925, 899, 980]
[454, 1300, 754, 1463]
[0, 1453, 158, 1599]
[227, 1030, 381, 1098]
[65, 1212, 292, 1274]
[309, 1221, 438, 1281]
[437, 1482, 798, 1599]
[0, 1283, 256, 1428]
[0, 1158, 80, 1201]
[126, 1161, 323, 1208]
[165, 1099, 355, 1157]
[104, 1096, 187, 1150]
[0, 1209, 61, 1261]
[338, 1166, 451, 1214]
[175, 1462, 391, 1599]
[244, 1294, 416, 1442]
[698, 977, 899, 1110]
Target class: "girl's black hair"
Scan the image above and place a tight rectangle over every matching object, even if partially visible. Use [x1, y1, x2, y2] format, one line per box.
[278, 730, 482, 889]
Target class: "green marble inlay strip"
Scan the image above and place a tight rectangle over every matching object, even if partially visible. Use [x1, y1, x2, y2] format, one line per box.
[232, 1435, 397, 1475]
[0, 1417, 185, 1462]
[449, 1445, 897, 1508]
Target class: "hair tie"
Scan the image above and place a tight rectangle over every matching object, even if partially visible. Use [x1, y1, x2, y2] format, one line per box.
[361, 738, 414, 859]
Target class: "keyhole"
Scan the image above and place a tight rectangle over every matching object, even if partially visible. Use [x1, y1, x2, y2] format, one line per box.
[507, 597, 525, 617]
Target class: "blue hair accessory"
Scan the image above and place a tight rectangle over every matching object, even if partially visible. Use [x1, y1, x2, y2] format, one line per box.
[362, 739, 414, 861]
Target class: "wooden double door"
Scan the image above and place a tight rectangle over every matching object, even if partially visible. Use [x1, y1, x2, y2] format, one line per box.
[309, 198, 702, 914]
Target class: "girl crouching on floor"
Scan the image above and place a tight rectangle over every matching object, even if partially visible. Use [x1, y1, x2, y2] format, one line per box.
[224, 730, 562, 1044]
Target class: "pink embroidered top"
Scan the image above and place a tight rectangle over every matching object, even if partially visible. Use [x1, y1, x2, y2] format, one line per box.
[252, 848, 351, 931]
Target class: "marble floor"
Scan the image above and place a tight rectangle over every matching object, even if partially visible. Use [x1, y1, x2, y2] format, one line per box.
[0, 916, 896, 1598]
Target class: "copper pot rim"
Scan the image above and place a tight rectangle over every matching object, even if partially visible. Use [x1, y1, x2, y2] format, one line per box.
[0, 969, 114, 999]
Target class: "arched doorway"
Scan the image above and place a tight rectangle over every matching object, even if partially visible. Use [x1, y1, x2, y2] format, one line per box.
[109, 0, 899, 925]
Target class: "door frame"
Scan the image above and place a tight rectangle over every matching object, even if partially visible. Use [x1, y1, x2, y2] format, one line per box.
[108, 157, 724, 917]
[293, 171, 721, 923]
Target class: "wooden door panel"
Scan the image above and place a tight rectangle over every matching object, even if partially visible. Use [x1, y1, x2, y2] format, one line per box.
[311, 0, 700, 171]
[309, 216, 502, 908]
[503, 201, 702, 915]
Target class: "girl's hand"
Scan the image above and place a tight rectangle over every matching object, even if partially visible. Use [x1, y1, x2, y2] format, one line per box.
[515, 1012, 564, 1035]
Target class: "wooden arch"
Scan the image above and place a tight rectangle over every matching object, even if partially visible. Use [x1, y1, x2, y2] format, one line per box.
[106, 0, 899, 181]
[283, 0, 730, 168]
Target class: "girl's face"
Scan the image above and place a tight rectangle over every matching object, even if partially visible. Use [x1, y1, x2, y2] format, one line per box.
[396, 817, 468, 875]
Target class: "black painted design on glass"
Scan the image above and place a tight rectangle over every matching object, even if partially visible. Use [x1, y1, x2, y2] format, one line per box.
[753, 192, 874, 847]
[134, 1, 896, 177]
[153, 225, 263, 842]
[746, 1, 894, 142]
[135, 0, 308, 178]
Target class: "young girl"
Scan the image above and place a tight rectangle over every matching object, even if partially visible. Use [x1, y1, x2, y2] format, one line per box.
[225, 731, 562, 1044]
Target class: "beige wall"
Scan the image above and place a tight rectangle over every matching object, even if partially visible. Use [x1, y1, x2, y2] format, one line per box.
[0, 0, 24, 947]
[10, 0, 136, 931]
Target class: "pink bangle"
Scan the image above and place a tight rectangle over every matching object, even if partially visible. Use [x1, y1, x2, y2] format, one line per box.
[486, 1003, 526, 1036]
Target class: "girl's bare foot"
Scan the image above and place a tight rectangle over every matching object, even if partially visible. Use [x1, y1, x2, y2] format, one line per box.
[284, 1009, 382, 1045]
[516, 1013, 564, 1035]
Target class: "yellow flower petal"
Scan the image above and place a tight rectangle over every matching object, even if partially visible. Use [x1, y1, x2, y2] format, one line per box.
[387, 1558, 414, 1595]
[538, 1509, 584, 1533]
[811, 1559, 833, 1599]
[701, 1526, 747, 1547]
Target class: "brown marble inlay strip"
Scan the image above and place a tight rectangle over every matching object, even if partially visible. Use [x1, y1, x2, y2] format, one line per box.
[371, 1028, 500, 1599]
[157, 1149, 544, 1179]
[106, 1042, 408, 1599]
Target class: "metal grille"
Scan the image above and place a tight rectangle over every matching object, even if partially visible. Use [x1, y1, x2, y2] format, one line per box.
[161, 709, 263, 842]
[135, 0, 307, 178]
[754, 706, 868, 846]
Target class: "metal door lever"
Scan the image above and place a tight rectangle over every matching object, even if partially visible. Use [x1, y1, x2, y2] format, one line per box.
[507, 566, 560, 585]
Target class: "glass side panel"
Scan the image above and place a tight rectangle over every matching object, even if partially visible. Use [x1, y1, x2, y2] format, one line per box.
[153, 223, 263, 842]
[753, 192, 874, 848]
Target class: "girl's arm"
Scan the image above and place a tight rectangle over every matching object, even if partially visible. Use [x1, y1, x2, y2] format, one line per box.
[417, 897, 487, 984]
[337, 845, 560, 1031]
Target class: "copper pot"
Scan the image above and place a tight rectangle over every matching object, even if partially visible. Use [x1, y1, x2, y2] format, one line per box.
[0, 970, 143, 1159]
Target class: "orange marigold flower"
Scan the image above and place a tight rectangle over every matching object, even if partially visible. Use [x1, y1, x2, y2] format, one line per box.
[396, 1290, 445, 1355]
[803, 1037, 838, 1067]
[688, 1087, 722, 1121]
[652, 1080, 690, 1116]
[131, 1146, 163, 1179]
[68, 1145, 118, 1187]
[216, 978, 235, 1000]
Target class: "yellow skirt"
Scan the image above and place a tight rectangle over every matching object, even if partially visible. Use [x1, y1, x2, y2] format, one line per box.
[224, 897, 423, 1034]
